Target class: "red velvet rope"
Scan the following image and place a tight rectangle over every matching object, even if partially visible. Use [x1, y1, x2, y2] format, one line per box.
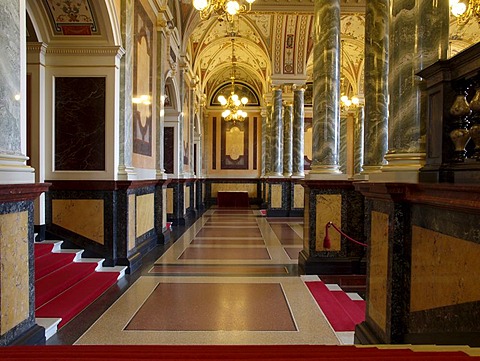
[323, 221, 368, 249]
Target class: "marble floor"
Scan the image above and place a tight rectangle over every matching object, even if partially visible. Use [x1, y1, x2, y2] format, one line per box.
[50, 208, 345, 346]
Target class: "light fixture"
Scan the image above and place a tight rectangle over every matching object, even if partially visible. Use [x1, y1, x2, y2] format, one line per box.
[450, 0, 480, 25]
[218, 38, 248, 122]
[193, 0, 255, 22]
[339, 40, 359, 111]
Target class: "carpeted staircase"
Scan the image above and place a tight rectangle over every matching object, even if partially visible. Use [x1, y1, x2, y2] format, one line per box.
[1, 345, 478, 360]
[34, 241, 126, 338]
[304, 277, 365, 335]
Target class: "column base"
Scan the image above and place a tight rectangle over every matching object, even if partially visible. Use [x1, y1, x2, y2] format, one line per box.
[7, 324, 45, 346]
[354, 322, 384, 345]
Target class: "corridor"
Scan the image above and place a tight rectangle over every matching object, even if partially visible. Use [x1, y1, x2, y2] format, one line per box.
[56, 208, 348, 346]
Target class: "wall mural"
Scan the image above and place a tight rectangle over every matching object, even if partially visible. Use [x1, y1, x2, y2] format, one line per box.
[133, 2, 153, 156]
[221, 119, 249, 169]
[43, 0, 99, 35]
[54, 77, 106, 171]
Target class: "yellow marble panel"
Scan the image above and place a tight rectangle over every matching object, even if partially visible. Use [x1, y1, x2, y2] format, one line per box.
[305, 127, 313, 160]
[186, 186, 191, 209]
[162, 188, 167, 229]
[303, 192, 310, 255]
[294, 184, 304, 209]
[411, 226, 480, 312]
[53, 200, 104, 244]
[368, 211, 389, 332]
[271, 184, 283, 208]
[128, 194, 136, 251]
[166, 188, 173, 214]
[136, 193, 154, 237]
[211, 183, 257, 197]
[315, 194, 341, 251]
[1, 211, 29, 335]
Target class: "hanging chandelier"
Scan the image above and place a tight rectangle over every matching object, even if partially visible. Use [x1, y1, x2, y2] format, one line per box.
[450, 0, 480, 25]
[193, 0, 255, 22]
[339, 40, 359, 111]
[218, 39, 248, 122]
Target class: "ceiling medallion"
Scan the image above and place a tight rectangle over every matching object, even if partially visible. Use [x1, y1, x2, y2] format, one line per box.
[218, 38, 249, 122]
[193, 0, 255, 22]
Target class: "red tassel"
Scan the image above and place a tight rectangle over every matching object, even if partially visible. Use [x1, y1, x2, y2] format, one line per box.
[323, 222, 332, 249]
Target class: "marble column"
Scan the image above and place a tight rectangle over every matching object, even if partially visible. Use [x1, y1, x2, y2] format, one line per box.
[354, 106, 365, 175]
[261, 107, 268, 176]
[268, 88, 283, 177]
[362, 0, 389, 174]
[310, 0, 341, 175]
[383, 0, 449, 178]
[178, 68, 186, 176]
[264, 104, 272, 176]
[117, 0, 136, 180]
[292, 86, 305, 177]
[283, 101, 293, 177]
[189, 86, 195, 177]
[155, 23, 167, 179]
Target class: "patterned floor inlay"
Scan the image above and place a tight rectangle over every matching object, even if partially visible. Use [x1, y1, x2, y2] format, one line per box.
[191, 238, 265, 245]
[269, 224, 303, 245]
[149, 265, 289, 275]
[125, 282, 296, 331]
[178, 247, 271, 260]
[195, 227, 263, 238]
[284, 247, 303, 260]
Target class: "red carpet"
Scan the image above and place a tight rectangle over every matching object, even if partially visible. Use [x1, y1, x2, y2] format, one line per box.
[1, 345, 477, 360]
[305, 281, 365, 332]
[34, 243, 120, 329]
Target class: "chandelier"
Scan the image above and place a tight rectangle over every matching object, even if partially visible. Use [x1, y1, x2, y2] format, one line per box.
[193, 0, 255, 22]
[340, 40, 359, 111]
[450, 0, 480, 25]
[218, 39, 248, 122]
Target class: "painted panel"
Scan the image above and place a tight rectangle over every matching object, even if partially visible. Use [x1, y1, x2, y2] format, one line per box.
[0, 211, 29, 335]
[136, 193, 154, 237]
[293, 184, 304, 208]
[368, 211, 389, 332]
[54, 77, 106, 171]
[221, 119, 249, 169]
[411, 226, 480, 312]
[315, 194, 341, 251]
[271, 184, 283, 208]
[128, 194, 136, 250]
[43, 0, 99, 35]
[52, 199, 104, 244]
[133, 1, 153, 158]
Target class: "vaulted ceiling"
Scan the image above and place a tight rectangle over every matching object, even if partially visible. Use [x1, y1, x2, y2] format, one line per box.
[26, 0, 480, 107]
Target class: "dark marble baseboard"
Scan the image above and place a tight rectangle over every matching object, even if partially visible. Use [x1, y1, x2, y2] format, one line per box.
[8, 325, 45, 346]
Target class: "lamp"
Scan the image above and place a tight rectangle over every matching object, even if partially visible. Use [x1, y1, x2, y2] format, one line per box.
[218, 38, 249, 122]
[339, 40, 359, 111]
[193, 0, 255, 22]
[450, 0, 480, 25]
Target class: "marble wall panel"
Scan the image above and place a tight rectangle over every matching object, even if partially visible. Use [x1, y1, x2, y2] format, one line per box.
[211, 183, 257, 197]
[315, 194, 341, 251]
[303, 190, 310, 255]
[411, 226, 480, 312]
[164, 127, 174, 174]
[271, 184, 283, 208]
[368, 211, 389, 332]
[54, 77, 106, 171]
[128, 194, 135, 250]
[221, 120, 249, 169]
[185, 186, 191, 209]
[136, 193, 154, 237]
[294, 184, 304, 209]
[52, 199, 104, 244]
[166, 187, 173, 214]
[0, 211, 29, 336]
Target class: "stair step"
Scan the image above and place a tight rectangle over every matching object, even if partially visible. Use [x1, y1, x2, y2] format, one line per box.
[305, 281, 365, 332]
[35, 318, 61, 341]
[35, 252, 77, 280]
[36, 271, 120, 328]
[35, 262, 99, 309]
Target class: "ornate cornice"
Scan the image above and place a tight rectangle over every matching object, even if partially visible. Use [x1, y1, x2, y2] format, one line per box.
[46, 46, 125, 58]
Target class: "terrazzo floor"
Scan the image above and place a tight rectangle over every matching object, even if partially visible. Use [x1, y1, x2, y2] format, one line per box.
[52, 208, 341, 345]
